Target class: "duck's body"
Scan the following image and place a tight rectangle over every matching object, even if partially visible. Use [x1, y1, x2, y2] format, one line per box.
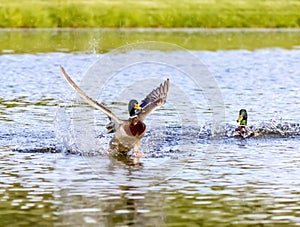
[109, 116, 146, 155]
[60, 66, 169, 157]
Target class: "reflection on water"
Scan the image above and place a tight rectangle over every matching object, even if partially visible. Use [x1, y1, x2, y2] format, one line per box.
[0, 47, 300, 226]
[1, 141, 300, 226]
[0, 29, 300, 53]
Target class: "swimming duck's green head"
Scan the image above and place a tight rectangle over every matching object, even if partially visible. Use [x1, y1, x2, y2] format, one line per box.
[128, 99, 142, 117]
[237, 109, 247, 126]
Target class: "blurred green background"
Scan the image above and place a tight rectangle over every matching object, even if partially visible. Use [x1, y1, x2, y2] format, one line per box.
[0, 0, 300, 28]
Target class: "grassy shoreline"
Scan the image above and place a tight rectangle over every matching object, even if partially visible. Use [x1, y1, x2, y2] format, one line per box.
[0, 0, 300, 28]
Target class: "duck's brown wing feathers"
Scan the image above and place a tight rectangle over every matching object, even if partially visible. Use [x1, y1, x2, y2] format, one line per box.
[60, 66, 123, 124]
[138, 78, 169, 122]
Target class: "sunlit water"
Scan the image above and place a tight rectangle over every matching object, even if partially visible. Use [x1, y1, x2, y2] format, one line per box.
[0, 48, 300, 226]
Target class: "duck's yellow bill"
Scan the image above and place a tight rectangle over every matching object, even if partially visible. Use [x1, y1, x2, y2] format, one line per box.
[134, 103, 142, 110]
[237, 114, 243, 122]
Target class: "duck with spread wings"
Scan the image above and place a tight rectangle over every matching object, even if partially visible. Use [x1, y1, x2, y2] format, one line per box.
[60, 66, 170, 157]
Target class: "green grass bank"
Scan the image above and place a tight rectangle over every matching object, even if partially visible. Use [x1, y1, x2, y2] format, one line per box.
[0, 0, 300, 28]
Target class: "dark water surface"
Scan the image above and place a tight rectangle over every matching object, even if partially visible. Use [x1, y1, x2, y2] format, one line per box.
[0, 32, 300, 226]
[1, 28, 300, 53]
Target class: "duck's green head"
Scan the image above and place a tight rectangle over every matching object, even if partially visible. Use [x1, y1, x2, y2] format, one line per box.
[128, 99, 142, 117]
[237, 109, 247, 126]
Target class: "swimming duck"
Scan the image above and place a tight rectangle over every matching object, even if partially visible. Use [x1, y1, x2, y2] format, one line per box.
[235, 109, 254, 138]
[60, 66, 169, 157]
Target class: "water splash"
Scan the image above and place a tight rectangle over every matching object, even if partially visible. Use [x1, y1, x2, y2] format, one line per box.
[226, 120, 300, 139]
[54, 106, 110, 156]
[53, 108, 300, 157]
[54, 107, 79, 154]
[254, 120, 300, 138]
[88, 38, 99, 55]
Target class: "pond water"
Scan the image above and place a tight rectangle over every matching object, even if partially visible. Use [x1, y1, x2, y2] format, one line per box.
[0, 30, 300, 226]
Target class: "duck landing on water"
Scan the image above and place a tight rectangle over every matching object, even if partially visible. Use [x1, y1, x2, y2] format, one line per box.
[60, 66, 170, 158]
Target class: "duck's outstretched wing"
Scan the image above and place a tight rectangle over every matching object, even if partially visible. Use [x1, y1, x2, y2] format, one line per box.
[60, 66, 123, 124]
[138, 79, 169, 122]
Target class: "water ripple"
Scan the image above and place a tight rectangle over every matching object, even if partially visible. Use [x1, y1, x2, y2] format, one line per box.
[0, 49, 300, 226]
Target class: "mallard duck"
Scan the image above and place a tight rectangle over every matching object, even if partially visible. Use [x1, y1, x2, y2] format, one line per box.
[235, 109, 254, 138]
[60, 66, 169, 157]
